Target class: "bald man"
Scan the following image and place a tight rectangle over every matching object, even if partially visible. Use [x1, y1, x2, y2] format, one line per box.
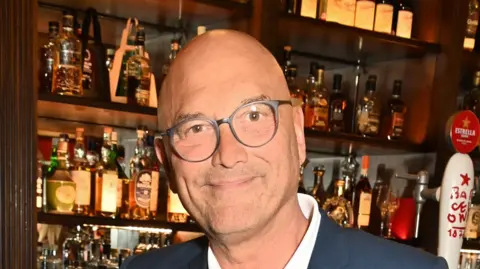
[121, 30, 447, 269]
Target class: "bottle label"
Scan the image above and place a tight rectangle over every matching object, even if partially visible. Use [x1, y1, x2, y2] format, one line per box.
[82, 49, 93, 91]
[116, 178, 123, 208]
[396, 10, 413, 39]
[101, 173, 118, 213]
[465, 5, 479, 49]
[358, 192, 372, 226]
[150, 171, 160, 211]
[71, 170, 91, 206]
[374, 4, 394, 34]
[391, 112, 405, 137]
[59, 47, 82, 67]
[354, 1, 375, 30]
[135, 171, 153, 209]
[300, 0, 318, 18]
[465, 205, 480, 239]
[326, 0, 356, 26]
[330, 100, 345, 121]
[313, 106, 329, 128]
[46, 179, 76, 213]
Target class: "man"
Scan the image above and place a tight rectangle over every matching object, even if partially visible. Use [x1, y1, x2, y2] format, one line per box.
[121, 30, 448, 269]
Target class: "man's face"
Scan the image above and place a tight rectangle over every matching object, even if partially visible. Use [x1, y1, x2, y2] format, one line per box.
[156, 33, 305, 237]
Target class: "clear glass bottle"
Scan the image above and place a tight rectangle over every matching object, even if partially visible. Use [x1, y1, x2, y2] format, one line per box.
[39, 21, 59, 93]
[322, 179, 354, 228]
[96, 128, 118, 217]
[357, 75, 381, 136]
[340, 153, 359, 203]
[46, 134, 76, 214]
[328, 74, 347, 132]
[130, 129, 153, 220]
[382, 80, 407, 139]
[72, 128, 91, 215]
[52, 11, 83, 96]
[126, 27, 151, 106]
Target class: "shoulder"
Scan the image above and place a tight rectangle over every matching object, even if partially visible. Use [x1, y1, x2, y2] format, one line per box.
[342, 229, 447, 269]
[120, 236, 208, 269]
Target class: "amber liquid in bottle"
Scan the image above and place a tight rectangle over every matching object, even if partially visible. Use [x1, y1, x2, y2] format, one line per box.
[311, 165, 327, 207]
[287, 65, 305, 112]
[353, 156, 372, 230]
[382, 80, 406, 139]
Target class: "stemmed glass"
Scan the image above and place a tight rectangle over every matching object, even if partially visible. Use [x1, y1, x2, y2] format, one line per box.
[376, 185, 400, 238]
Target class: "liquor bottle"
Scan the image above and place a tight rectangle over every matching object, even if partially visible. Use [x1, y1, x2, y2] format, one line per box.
[328, 74, 347, 132]
[353, 156, 372, 230]
[62, 226, 87, 268]
[465, 176, 480, 241]
[354, 0, 376, 30]
[298, 159, 309, 194]
[126, 27, 151, 106]
[283, 45, 292, 78]
[305, 64, 329, 131]
[374, 0, 394, 34]
[287, 65, 304, 110]
[116, 35, 136, 98]
[51, 11, 83, 96]
[145, 131, 160, 219]
[394, 0, 413, 38]
[72, 128, 91, 216]
[39, 21, 59, 93]
[311, 165, 327, 207]
[357, 75, 381, 136]
[322, 179, 354, 228]
[463, 70, 480, 119]
[161, 39, 180, 90]
[300, 0, 318, 18]
[382, 80, 407, 139]
[304, 62, 318, 129]
[96, 128, 118, 217]
[130, 129, 154, 220]
[149, 233, 160, 250]
[340, 153, 358, 202]
[111, 131, 124, 217]
[36, 149, 47, 212]
[368, 165, 386, 235]
[465, 0, 479, 50]
[46, 134, 76, 214]
[134, 232, 148, 255]
[85, 138, 99, 216]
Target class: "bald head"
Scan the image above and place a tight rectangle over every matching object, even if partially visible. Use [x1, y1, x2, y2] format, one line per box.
[158, 30, 290, 130]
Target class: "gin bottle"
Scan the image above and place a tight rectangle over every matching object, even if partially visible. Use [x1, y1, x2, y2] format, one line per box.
[126, 27, 151, 106]
[51, 11, 83, 96]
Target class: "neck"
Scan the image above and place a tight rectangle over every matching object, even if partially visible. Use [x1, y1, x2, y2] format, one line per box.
[209, 194, 309, 269]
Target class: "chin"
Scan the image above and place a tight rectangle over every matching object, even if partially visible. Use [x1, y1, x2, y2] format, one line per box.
[206, 207, 262, 236]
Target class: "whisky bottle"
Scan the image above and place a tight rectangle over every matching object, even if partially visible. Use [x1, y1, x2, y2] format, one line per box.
[328, 74, 347, 132]
[287, 65, 304, 110]
[357, 75, 381, 136]
[311, 165, 327, 207]
[46, 134, 76, 214]
[96, 128, 118, 217]
[39, 21, 59, 93]
[72, 128, 91, 216]
[304, 62, 317, 129]
[382, 80, 406, 139]
[51, 11, 83, 96]
[340, 153, 359, 202]
[322, 179, 354, 228]
[126, 27, 151, 106]
[463, 70, 480, 119]
[353, 156, 372, 230]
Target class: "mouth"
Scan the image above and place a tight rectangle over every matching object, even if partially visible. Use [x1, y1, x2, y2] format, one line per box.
[207, 177, 256, 190]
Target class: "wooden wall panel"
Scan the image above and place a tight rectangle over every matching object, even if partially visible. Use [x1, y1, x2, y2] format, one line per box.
[0, 0, 38, 268]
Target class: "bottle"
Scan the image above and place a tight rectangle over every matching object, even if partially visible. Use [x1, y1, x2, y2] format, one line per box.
[304, 62, 318, 129]
[111, 131, 124, 217]
[465, 176, 480, 241]
[305, 64, 329, 131]
[382, 80, 407, 139]
[311, 165, 327, 207]
[134, 232, 148, 255]
[368, 165, 386, 235]
[62, 226, 86, 268]
[39, 21, 59, 93]
[357, 75, 381, 136]
[126, 27, 151, 106]
[394, 0, 413, 38]
[298, 159, 309, 194]
[340, 153, 359, 202]
[287, 65, 304, 110]
[283, 45, 292, 78]
[465, 0, 479, 50]
[72, 128, 91, 216]
[85, 139, 99, 217]
[374, 0, 394, 34]
[96, 128, 118, 218]
[353, 156, 372, 230]
[322, 179, 354, 228]
[51, 11, 83, 96]
[130, 128, 154, 220]
[463, 70, 480, 119]
[161, 39, 180, 90]
[300, 0, 318, 18]
[105, 48, 115, 71]
[354, 0, 376, 30]
[46, 134, 76, 214]
[145, 131, 160, 219]
[328, 74, 347, 132]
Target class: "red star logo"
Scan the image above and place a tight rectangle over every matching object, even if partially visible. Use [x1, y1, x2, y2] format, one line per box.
[461, 174, 471, 186]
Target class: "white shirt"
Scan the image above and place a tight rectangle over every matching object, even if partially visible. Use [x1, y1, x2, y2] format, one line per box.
[207, 193, 321, 269]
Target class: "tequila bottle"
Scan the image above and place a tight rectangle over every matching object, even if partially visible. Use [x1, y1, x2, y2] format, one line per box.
[39, 21, 59, 93]
[96, 128, 118, 217]
[126, 27, 151, 106]
[72, 128, 91, 216]
[52, 11, 83, 96]
[46, 134, 76, 214]
[357, 75, 381, 136]
[322, 179, 354, 228]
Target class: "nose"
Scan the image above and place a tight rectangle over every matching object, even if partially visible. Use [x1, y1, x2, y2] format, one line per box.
[211, 124, 248, 168]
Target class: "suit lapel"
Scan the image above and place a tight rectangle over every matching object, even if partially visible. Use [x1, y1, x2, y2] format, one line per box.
[187, 237, 209, 269]
[307, 209, 349, 269]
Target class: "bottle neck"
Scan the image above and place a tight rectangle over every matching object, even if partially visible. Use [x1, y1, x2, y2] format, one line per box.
[334, 181, 345, 197]
[361, 168, 368, 177]
[136, 44, 145, 57]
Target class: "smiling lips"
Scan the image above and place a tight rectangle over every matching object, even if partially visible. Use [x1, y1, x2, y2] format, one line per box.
[207, 177, 256, 190]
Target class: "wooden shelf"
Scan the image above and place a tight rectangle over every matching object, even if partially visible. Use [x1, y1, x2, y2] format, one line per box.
[37, 212, 202, 232]
[279, 14, 441, 66]
[304, 129, 430, 156]
[37, 93, 157, 131]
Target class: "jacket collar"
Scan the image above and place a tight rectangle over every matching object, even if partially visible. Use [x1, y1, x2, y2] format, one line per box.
[186, 236, 209, 269]
[307, 209, 350, 269]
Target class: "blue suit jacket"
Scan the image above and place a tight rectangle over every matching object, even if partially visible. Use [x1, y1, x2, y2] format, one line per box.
[121, 210, 448, 269]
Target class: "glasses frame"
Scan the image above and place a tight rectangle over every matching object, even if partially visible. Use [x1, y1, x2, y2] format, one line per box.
[158, 99, 292, 162]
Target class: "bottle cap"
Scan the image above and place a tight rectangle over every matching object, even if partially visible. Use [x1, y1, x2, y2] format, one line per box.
[284, 45, 292, 52]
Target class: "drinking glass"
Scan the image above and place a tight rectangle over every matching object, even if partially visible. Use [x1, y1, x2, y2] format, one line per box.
[376, 185, 400, 238]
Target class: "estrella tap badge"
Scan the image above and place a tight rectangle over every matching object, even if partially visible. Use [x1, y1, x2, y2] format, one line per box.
[447, 110, 480, 154]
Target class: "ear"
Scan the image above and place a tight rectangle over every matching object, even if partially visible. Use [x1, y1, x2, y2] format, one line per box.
[154, 137, 178, 193]
[292, 106, 306, 167]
